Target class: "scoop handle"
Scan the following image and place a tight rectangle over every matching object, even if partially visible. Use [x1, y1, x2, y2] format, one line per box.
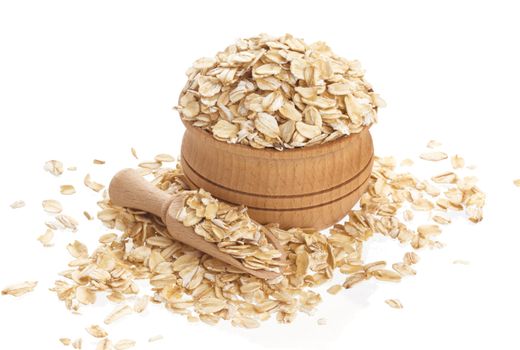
[108, 168, 173, 220]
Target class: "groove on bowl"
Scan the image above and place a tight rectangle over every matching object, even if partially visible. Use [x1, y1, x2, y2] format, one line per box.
[180, 123, 374, 229]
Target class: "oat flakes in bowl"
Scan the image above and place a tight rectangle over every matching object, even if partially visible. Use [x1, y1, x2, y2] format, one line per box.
[176, 33, 384, 150]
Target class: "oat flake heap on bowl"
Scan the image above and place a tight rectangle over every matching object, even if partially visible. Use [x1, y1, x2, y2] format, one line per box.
[177, 33, 385, 150]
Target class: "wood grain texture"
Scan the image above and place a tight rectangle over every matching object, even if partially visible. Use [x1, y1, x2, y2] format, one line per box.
[109, 169, 282, 279]
[181, 123, 374, 229]
[109, 168, 173, 219]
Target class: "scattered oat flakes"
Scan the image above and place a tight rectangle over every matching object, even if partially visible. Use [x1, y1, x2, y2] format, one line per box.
[385, 299, 403, 309]
[44, 160, 64, 176]
[1, 281, 37, 296]
[420, 151, 448, 161]
[317, 318, 327, 325]
[104, 305, 133, 325]
[10, 200, 25, 209]
[84, 174, 104, 192]
[37, 229, 54, 246]
[86, 325, 108, 338]
[42, 199, 63, 213]
[60, 185, 76, 195]
[114, 340, 136, 350]
[48, 153, 485, 330]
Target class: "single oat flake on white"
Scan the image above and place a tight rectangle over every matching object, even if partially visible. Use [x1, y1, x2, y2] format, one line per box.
[514, 179, 520, 187]
[426, 140, 442, 148]
[133, 295, 148, 313]
[10, 200, 25, 209]
[403, 252, 420, 265]
[42, 199, 63, 214]
[148, 335, 163, 343]
[86, 324, 108, 338]
[451, 154, 465, 169]
[326, 284, 342, 295]
[131, 147, 138, 159]
[420, 152, 448, 161]
[37, 229, 54, 247]
[44, 160, 64, 176]
[71, 338, 82, 349]
[1, 281, 38, 297]
[84, 174, 105, 192]
[317, 318, 327, 325]
[60, 185, 76, 195]
[385, 299, 403, 309]
[104, 305, 133, 325]
[59, 338, 71, 346]
[154, 153, 175, 163]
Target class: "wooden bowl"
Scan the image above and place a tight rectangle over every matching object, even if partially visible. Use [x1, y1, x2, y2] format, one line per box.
[180, 123, 374, 230]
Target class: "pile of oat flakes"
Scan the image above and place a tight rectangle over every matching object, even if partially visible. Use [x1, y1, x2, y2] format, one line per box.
[177, 33, 385, 150]
[2, 142, 486, 349]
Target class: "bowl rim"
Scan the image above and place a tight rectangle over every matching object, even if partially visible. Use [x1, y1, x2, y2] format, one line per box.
[181, 119, 372, 159]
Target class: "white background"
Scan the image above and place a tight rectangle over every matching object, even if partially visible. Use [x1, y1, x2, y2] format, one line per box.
[1, 1, 519, 349]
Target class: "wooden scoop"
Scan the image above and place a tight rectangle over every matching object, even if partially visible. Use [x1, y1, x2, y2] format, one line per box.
[109, 168, 284, 279]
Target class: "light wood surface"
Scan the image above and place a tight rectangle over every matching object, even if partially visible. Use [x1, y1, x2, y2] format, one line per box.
[109, 168, 282, 279]
[181, 122, 374, 229]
